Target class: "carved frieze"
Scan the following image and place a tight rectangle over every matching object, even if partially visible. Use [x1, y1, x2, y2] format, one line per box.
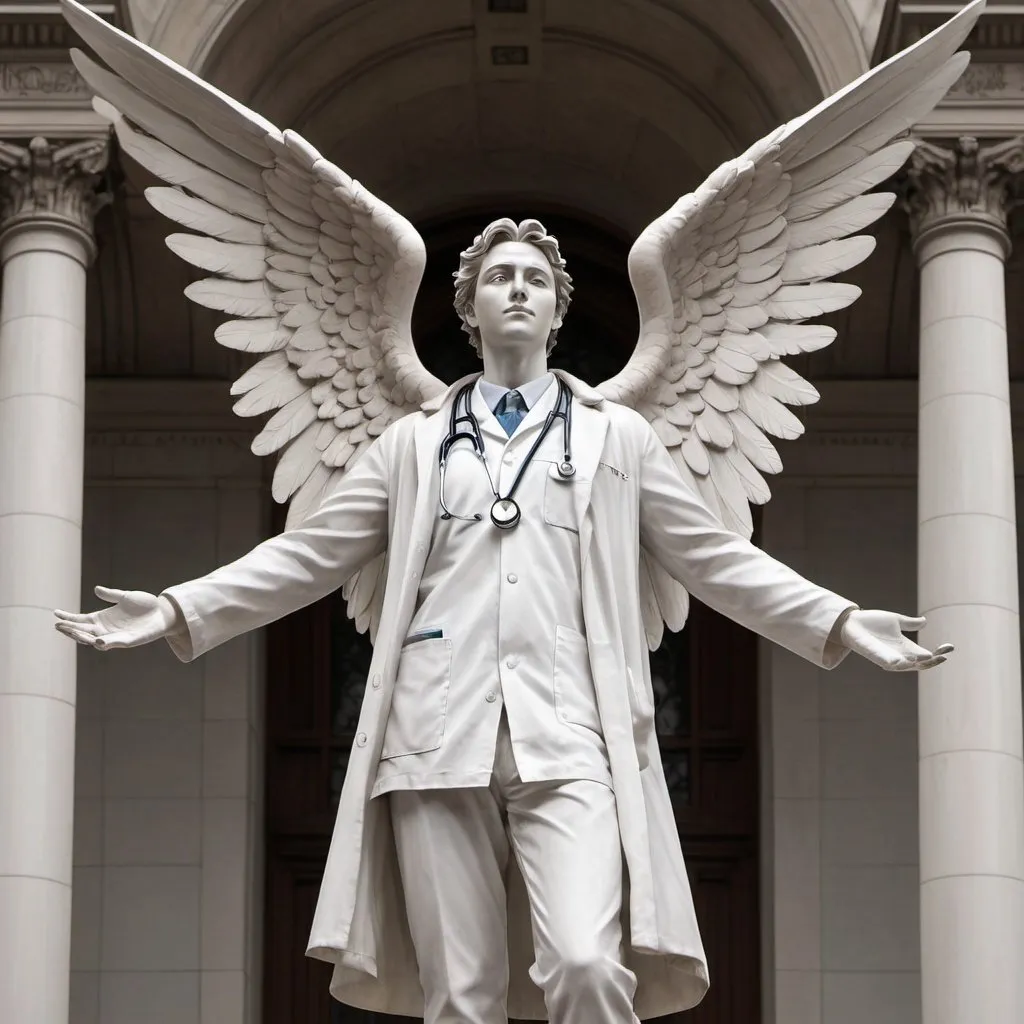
[946, 63, 1024, 103]
[0, 62, 91, 104]
[0, 135, 110, 239]
[900, 135, 1024, 240]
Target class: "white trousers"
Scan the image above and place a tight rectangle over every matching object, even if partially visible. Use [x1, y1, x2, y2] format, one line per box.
[389, 715, 639, 1024]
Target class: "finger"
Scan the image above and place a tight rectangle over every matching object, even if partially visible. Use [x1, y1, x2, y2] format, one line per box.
[899, 641, 934, 659]
[907, 644, 950, 663]
[56, 618, 104, 637]
[897, 614, 927, 631]
[932, 643, 955, 656]
[94, 585, 127, 604]
[54, 609, 93, 623]
[889, 653, 933, 672]
[916, 655, 948, 671]
[94, 632, 132, 651]
[55, 622, 98, 646]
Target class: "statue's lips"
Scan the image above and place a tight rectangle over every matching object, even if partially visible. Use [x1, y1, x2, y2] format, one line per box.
[504, 307, 533, 316]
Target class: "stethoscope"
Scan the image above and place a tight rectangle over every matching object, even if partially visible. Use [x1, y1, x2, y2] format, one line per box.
[438, 377, 575, 530]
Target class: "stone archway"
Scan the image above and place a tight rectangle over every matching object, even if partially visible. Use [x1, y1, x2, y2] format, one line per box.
[150, 4, 842, 1022]
[181, 0, 835, 232]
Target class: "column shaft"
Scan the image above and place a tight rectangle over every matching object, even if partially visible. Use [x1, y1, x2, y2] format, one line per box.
[0, 137, 105, 1024]
[908, 135, 1024, 1024]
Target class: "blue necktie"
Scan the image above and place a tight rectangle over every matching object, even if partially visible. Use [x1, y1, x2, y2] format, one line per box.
[494, 390, 528, 437]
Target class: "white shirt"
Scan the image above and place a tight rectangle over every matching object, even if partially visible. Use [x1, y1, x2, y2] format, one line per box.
[476, 373, 554, 416]
[371, 373, 611, 796]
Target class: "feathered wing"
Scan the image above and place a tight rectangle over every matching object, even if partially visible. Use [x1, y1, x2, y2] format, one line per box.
[62, 0, 446, 639]
[602, 0, 984, 649]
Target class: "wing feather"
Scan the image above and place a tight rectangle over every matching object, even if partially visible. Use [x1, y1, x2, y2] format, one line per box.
[166, 234, 268, 280]
[215, 318, 291, 353]
[782, 235, 875, 282]
[789, 140, 914, 211]
[252, 392, 319, 455]
[762, 282, 861, 320]
[759, 322, 836, 356]
[146, 187, 264, 243]
[185, 278, 275, 316]
[786, 193, 896, 249]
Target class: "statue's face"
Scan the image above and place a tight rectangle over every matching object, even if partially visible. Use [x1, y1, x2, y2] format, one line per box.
[466, 240, 561, 353]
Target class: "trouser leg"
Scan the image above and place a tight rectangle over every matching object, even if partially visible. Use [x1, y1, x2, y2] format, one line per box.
[390, 785, 510, 1024]
[506, 778, 639, 1024]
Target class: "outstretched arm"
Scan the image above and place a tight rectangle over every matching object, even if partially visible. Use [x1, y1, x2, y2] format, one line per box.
[638, 425, 950, 671]
[55, 434, 391, 661]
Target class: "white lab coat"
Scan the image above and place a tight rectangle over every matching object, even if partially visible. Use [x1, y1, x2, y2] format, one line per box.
[164, 371, 853, 1019]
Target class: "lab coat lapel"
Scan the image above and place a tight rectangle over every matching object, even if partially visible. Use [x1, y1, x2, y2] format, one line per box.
[545, 371, 608, 565]
[412, 374, 477, 563]
[568, 398, 608, 564]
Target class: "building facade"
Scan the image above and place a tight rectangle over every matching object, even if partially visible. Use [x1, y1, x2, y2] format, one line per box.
[0, 1, 1023, 1022]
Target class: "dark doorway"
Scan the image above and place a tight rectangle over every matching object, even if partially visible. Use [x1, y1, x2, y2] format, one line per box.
[261, 211, 761, 1024]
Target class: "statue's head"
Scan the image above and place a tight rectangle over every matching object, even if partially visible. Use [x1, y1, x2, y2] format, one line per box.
[453, 217, 573, 357]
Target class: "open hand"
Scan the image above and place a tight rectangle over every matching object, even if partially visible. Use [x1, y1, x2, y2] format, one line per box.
[54, 586, 181, 651]
[840, 609, 953, 671]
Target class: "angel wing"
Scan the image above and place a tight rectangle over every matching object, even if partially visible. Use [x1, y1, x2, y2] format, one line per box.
[61, 0, 446, 639]
[602, 0, 984, 649]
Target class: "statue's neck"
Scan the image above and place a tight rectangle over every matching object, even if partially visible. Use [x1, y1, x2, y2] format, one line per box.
[479, 346, 548, 390]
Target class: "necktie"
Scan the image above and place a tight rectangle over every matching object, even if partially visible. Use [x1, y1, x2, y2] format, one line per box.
[494, 390, 528, 437]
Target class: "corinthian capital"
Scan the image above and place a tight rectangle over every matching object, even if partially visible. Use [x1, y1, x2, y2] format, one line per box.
[901, 135, 1024, 245]
[0, 135, 110, 242]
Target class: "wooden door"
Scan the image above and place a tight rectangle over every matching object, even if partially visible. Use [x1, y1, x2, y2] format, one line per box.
[262, 213, 761, 1024]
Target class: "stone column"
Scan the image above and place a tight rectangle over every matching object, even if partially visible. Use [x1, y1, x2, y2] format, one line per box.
[903, 135, 1024, 1024]
[0, 136, 107, 1024]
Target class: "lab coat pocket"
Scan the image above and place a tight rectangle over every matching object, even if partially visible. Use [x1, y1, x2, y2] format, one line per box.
[380, 638, 452, 758]
[543, 464, 581, 532]
[627, 667, 655, 771]
[552, 625, 602, 734]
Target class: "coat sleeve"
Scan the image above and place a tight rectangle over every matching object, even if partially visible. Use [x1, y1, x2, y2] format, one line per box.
[637, 423, 855, 669]
[160, 435, 392, 662]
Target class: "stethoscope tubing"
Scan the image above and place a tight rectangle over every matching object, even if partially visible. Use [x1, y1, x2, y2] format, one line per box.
[438, 378, 575, 523]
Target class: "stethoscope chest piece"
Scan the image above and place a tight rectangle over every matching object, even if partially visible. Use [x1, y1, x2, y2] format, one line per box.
[490, 497, 521, 530]
[557, 460, 575, 479]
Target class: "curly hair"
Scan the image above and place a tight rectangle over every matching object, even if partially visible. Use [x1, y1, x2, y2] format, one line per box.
[452, 217, 573, 356]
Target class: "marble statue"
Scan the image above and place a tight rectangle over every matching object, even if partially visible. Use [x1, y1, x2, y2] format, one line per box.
[54, 0, 981, 1020]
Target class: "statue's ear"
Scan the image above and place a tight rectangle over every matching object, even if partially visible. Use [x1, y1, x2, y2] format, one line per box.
[465, 304, 478, 328]
[552, 313, 563, 330]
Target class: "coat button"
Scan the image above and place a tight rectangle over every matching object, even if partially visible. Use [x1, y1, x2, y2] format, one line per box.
[505, 656, 518, 669]
[371, 673, 381, 689]
[356, 733, 367, 747]
[506, 573, 518, 584]
[485, 691, 497, 703]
